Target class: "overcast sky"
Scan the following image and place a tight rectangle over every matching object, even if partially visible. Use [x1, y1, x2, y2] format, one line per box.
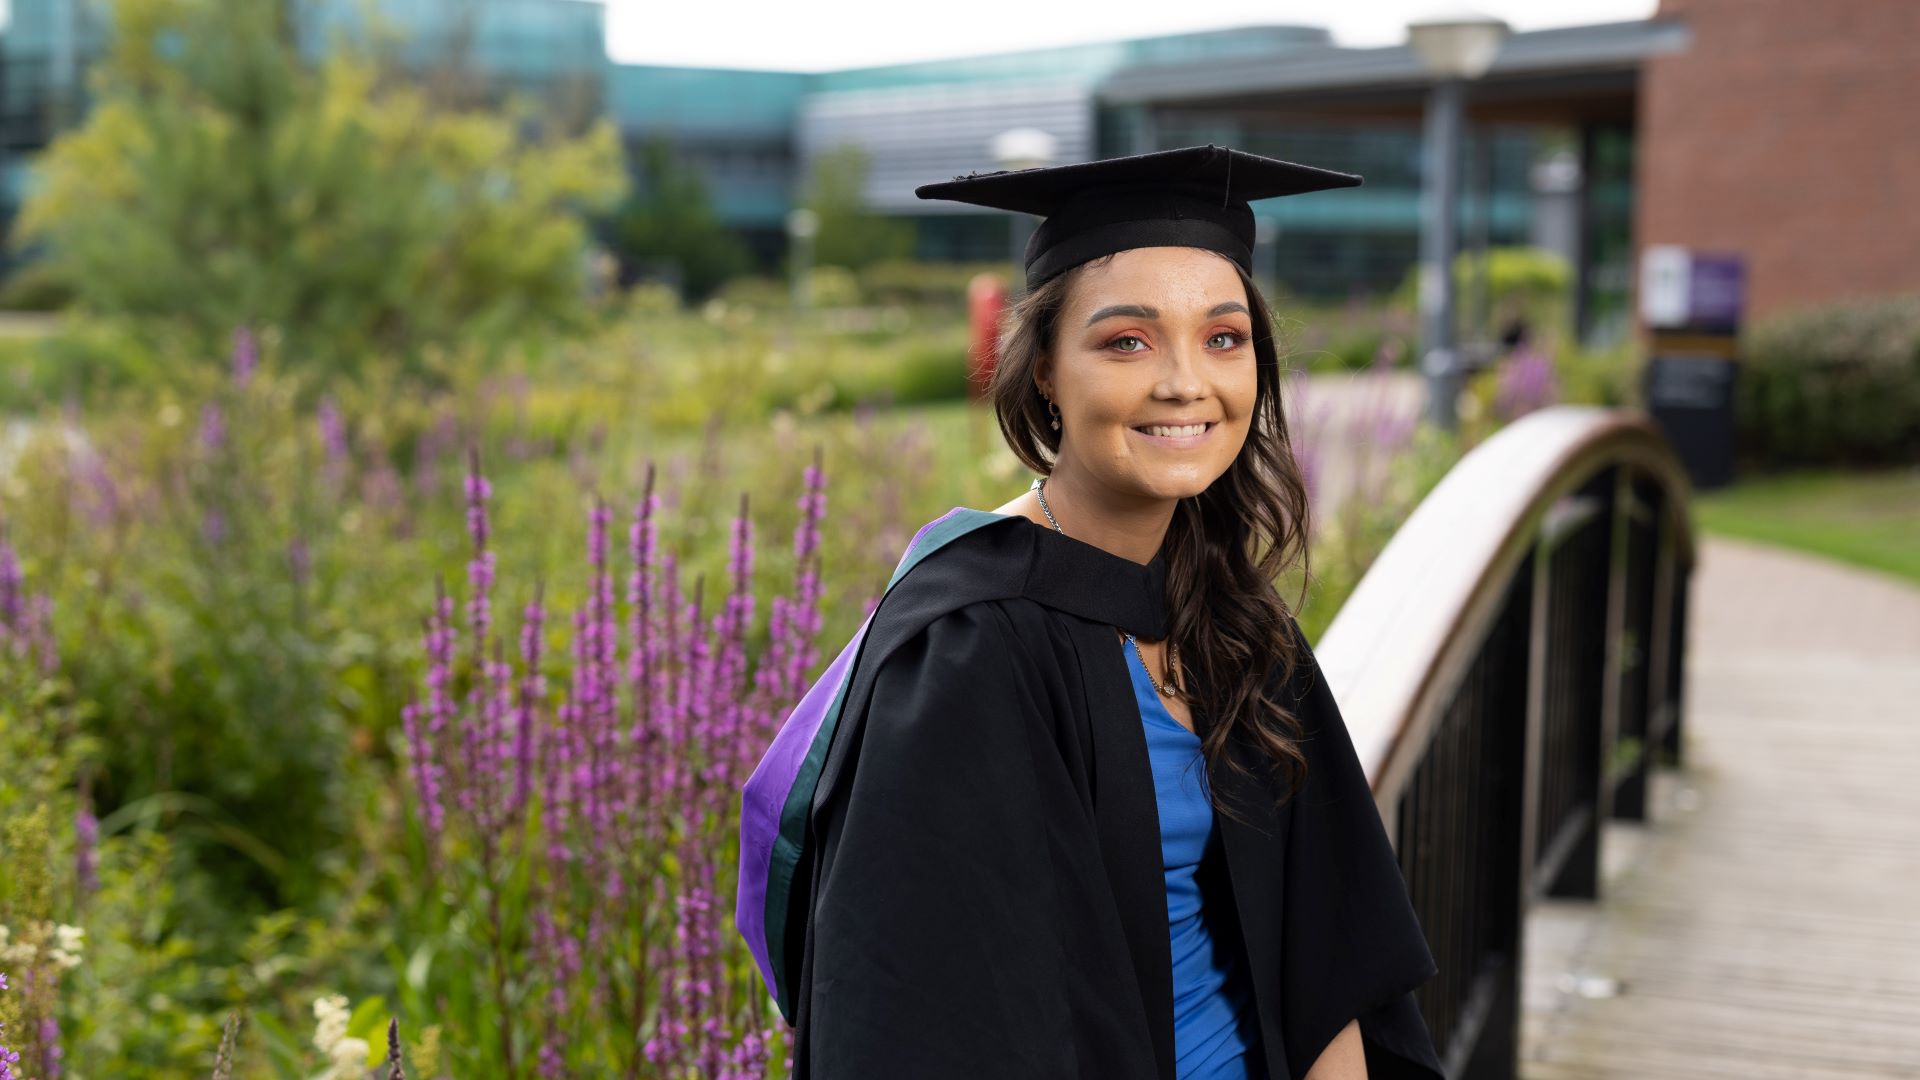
[605, 0, 1660, 71]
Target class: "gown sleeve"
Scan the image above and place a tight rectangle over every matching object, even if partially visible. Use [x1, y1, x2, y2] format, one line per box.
[802, 602, 1077, 1078]
[1278, 615, 1446, 1080]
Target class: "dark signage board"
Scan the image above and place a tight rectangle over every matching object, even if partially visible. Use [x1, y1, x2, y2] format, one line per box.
[1639, 247, 1748, 491]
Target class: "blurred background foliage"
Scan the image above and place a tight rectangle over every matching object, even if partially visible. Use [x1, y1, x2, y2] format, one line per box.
[612, 134, 756, 302]
[0, 281, 1484, 1073]
[1735, 294, 1920, 468]
[10, 0, 629, 378]
[0, 0, 1912, 1074]
[794, 144, 917, 273]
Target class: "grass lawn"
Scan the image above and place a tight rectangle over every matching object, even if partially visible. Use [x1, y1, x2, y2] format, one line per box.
[1693, 466, 1920, 585]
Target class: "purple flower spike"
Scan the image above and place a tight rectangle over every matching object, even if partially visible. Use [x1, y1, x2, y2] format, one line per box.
[514, 588, 545, 817]
[0, 538, 22, 628]
[404, 446, 838, 1073]
[1494, 345, 1560, 422]
[0, 972, 18, 1080]
[230, 326, 258, 387]
[465, 448, 495, 650]
[317, 396, 348, 463]
[288, 538, 311, 586]
[198, 403, 226, 452]
[37, 1016, 60, 1080]
[403, 698, 443, 844]
[75, 802, 99, 897]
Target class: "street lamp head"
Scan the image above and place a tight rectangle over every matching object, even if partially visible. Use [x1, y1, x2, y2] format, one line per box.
[991, 128, 1059, 173]
[1407, 11, 1510, 80]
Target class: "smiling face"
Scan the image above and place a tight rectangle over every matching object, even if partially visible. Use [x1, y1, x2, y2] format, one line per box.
[1038, 246, 1260, 503]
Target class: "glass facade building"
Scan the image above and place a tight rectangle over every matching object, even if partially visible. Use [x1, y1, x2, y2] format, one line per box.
[296, 0, 605, 109]
[0, 3, 1623, 307]
[0, 0, 109, 208]
[606, 64, 806, 260]
[0, 0, 607, 245]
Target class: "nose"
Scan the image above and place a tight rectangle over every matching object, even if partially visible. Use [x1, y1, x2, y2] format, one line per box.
[1156, 341, 1206, 401]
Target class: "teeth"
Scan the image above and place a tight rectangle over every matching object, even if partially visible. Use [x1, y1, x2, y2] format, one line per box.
[1141, 424, 1207, 438]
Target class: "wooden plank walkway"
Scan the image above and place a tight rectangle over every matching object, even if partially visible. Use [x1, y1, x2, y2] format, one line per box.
[1518, 534, 1920, 1080]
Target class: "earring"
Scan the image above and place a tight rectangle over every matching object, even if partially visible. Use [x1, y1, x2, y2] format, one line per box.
[1045, 396, 1061, 432]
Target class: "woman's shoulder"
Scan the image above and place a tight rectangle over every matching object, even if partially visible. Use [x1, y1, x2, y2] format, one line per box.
[872, 594, 1053, 686]
[868, 510, 1036, 626]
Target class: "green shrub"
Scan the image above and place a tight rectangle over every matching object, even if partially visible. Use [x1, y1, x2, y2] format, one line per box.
[847, 339, 974, 407]
[0, 260, 77, 312]
[1737, 294, 1920, 467]
[1267, 294, 1420, 375]
[798, 145, 917, 271]
[14, 0, 628, 375]
[620, 281, 683, 317]
[1391, 246, 1574, 347]
[1559, 338, 1641, 408]
[713, 275, 792, 314]
[610, 134, 755, 302]
[856, 260, 1005, 308]
[809, 265, 864, 309]
[1307, 329, 1401, 374]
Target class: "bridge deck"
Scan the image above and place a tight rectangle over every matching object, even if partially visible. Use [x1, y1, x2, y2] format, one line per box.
[1519, 534, 1920, 1079]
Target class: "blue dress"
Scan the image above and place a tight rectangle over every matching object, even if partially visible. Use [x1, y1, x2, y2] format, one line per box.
[1124, 638, 1263, 1079]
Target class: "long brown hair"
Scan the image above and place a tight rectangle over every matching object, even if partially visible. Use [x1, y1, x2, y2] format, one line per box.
[988, 252, 1313, 819]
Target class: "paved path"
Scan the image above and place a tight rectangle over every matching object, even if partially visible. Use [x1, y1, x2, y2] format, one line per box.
[1519, 534, 1920, 1079]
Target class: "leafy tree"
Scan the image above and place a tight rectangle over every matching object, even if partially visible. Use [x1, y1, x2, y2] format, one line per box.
[610, 134, 754, 301]
[800, 144, 916, 272]
[9, 0, 628, 375]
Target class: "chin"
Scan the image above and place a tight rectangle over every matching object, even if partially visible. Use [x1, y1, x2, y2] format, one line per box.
[1137, 473, 1218, 501]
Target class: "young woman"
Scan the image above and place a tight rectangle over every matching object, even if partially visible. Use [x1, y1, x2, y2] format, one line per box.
[738, 145, 1444, 1080]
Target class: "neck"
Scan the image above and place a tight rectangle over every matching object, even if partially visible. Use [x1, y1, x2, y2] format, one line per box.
[1036, 463, 1174, 567]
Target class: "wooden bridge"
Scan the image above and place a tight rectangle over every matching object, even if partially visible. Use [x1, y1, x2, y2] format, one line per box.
[1317, 405, 1920, 1079]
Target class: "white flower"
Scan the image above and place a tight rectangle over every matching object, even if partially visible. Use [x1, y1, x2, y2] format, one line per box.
[311, 993, 371, 1078]
[47, 924, 85, 970]
[0, 921, 87, 969]
[328, 1036, 370, 1078]
[0, 923, 34, 965]
[311, 992, 351, 1055]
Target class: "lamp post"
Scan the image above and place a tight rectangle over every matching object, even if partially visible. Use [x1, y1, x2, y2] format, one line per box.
[1408, 12, 1508, 431]
[991, 127, 1057, 296]
[787, 207, 818, 312]
[1254, 214, 1280, 298]
[0, 0, 11, 258]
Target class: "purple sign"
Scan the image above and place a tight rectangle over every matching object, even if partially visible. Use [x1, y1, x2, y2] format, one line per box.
[1640, 246, 1747, 332]
[1688, 253, 1746, 331]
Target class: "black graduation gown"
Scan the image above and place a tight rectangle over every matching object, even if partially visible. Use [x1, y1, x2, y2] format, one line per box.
[788, 512, 1443, 1079]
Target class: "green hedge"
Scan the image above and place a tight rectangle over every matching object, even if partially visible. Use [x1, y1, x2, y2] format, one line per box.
[856, 259, 1007, 308]
[1738, 295, 1920, 467]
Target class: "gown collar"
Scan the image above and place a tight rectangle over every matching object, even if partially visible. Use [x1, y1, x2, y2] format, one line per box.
[994, 513, 1171, 641]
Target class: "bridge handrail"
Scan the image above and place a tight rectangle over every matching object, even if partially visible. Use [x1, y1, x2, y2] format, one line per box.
[1311, 403, 1702, 1076]
[1316, 404, 1697, 805]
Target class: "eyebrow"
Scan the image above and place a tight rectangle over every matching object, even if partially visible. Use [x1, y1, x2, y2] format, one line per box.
[1085, 301, 1250, 327]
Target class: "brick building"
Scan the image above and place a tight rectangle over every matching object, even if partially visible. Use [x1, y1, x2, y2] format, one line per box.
[1637, 0, 1920, 319]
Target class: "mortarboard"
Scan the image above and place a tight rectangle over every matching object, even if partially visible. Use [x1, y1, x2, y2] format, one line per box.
[914, 143, 1363, 290]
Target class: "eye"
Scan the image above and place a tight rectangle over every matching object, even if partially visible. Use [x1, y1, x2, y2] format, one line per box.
[1106, 334, 1148, 354]
[1210, 331, 1249, 350]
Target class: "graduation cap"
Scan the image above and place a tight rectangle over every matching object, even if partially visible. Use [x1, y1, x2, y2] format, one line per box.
[914, 143, 1362, 290]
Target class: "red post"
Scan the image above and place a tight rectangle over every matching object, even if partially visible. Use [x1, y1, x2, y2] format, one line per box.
[966, 273, 1007, 401]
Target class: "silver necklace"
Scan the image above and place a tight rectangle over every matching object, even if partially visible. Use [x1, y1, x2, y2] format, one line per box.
[1030, 476, 1183, 698]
